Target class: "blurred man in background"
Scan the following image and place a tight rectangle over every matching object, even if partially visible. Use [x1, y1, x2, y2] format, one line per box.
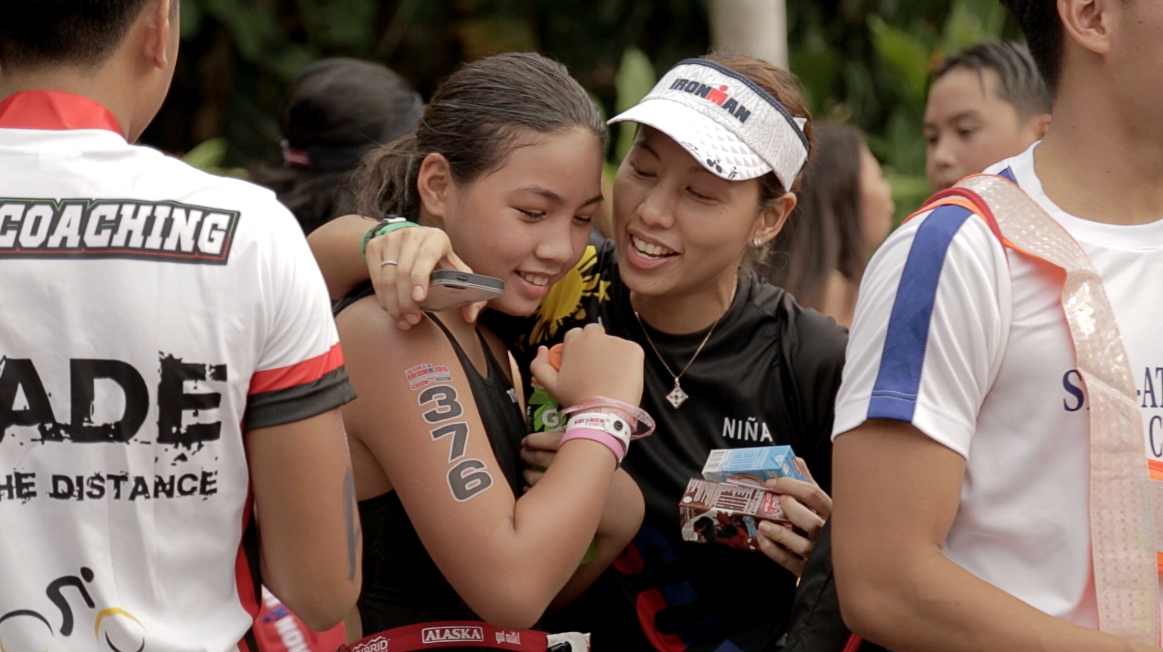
[924, 41, 1051, 191]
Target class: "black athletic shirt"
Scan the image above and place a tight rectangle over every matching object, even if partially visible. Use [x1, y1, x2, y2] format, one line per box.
[483, 241, 847, 651]
[337, 291, 528, 643]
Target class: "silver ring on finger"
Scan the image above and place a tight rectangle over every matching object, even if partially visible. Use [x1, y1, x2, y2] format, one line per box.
[381, 260, 400, 267]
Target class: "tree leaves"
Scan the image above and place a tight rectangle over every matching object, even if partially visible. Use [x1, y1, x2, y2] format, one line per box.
[789, 0, 1016, 218]
[868, 15, 930, 106]
[613, 48, 656, 163]
[162, 0, 1016, 221]
[943, 0, 1008, 56]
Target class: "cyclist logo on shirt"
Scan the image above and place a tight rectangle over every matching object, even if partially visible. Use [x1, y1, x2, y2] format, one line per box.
[0, 568, 146, 651]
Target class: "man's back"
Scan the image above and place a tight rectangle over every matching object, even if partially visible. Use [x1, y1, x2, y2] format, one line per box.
[833, 142, 1163, 628]
[831, 2, 1163, 650]
[0, 91, 354, 651]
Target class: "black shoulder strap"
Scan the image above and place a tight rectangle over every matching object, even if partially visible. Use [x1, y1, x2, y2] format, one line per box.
[332, 281, 375, 317]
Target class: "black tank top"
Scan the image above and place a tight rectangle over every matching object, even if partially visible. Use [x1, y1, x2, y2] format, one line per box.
[336, 291, 527, 637]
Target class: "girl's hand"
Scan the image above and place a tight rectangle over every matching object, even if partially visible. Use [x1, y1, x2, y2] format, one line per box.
[364, 225, 484, 329]
[756, 462, 832, 577]
[528, 324, 644, 409]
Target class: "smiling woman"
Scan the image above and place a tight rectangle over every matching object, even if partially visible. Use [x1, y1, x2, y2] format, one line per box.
[520, 57, 845, 650]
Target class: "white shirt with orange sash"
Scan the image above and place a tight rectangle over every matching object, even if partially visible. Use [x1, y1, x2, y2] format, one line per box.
[833, 143, 1163, 630]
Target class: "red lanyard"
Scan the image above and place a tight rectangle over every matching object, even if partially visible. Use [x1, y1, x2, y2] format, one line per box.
[340, 621, 568, 652]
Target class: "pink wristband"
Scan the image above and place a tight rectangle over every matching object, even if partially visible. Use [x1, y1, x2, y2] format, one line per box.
[560, 427, 624, 465]
[564, 397, 655, 439]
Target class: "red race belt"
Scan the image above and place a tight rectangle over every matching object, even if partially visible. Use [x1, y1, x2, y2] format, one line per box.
[340, 621, 589, 652]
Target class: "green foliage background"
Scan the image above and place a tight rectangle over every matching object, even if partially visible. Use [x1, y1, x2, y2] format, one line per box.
[150, 0, 1020, 218]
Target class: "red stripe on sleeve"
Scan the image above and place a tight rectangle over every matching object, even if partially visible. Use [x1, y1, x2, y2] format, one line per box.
[235, 486, 260, 625]
[249, 343, 345, 395]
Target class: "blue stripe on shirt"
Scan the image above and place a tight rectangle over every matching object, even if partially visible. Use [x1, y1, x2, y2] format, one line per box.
[868, 204, 975, 422]
[999, 166, 1017, 183]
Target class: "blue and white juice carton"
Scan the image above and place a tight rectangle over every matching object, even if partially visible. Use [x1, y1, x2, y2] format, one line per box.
[701, 446, 807, 488]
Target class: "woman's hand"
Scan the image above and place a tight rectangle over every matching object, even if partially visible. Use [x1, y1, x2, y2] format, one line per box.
[757, 462, 832, 577]
[529, 324, 644, 409]
[364, 225, 484, 329]
[520, 430, 561, 489]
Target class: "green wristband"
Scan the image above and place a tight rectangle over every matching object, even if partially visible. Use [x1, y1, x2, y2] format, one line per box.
[361, 217, 418, 261]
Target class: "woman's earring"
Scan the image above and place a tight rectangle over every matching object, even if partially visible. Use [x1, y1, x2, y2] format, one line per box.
[753, 237, 762, 247]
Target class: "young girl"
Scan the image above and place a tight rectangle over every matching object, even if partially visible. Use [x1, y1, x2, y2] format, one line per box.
[327, 52, 649, 647]
[313, 54, 846, 651]
[767, 123, 895, 326]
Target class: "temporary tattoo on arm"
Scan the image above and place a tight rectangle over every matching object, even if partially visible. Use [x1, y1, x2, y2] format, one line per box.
[448, 459, 493, 502]
[405, 363, 454, 391]
[344, 467, 360, 581]
[416, 380, 495, 502]
[418, 385, 464, 423]
[431, 422, 470, 462]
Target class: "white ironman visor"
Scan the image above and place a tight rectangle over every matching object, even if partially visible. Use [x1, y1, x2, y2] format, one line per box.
[609, 59, 809, 187]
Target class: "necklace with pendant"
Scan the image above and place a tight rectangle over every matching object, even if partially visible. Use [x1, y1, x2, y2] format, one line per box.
[632, 284, 736, 409]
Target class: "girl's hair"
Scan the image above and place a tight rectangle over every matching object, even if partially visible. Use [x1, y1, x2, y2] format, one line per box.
[765, 123, 868, 309]
[697, 53, 815, 272]
[351, 52, 604, 221]
[252, 58, 419, 234]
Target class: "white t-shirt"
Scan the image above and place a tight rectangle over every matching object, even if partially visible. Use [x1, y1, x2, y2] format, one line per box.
[833, 142, 1163, 628]
[0, 92, 354, 652]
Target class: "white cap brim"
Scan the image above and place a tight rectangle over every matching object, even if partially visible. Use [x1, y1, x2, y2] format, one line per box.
[608, 59, 810, 188]
[610, 99, 771, 181]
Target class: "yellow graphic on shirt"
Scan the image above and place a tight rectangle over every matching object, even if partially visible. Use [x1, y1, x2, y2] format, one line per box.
[94, 608, 143, 638]
[529, 245, 611, 347]
[0, 569, 146, 652]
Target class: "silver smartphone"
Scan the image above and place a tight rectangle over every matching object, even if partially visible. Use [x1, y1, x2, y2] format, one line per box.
[420, 270, 506, 312]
